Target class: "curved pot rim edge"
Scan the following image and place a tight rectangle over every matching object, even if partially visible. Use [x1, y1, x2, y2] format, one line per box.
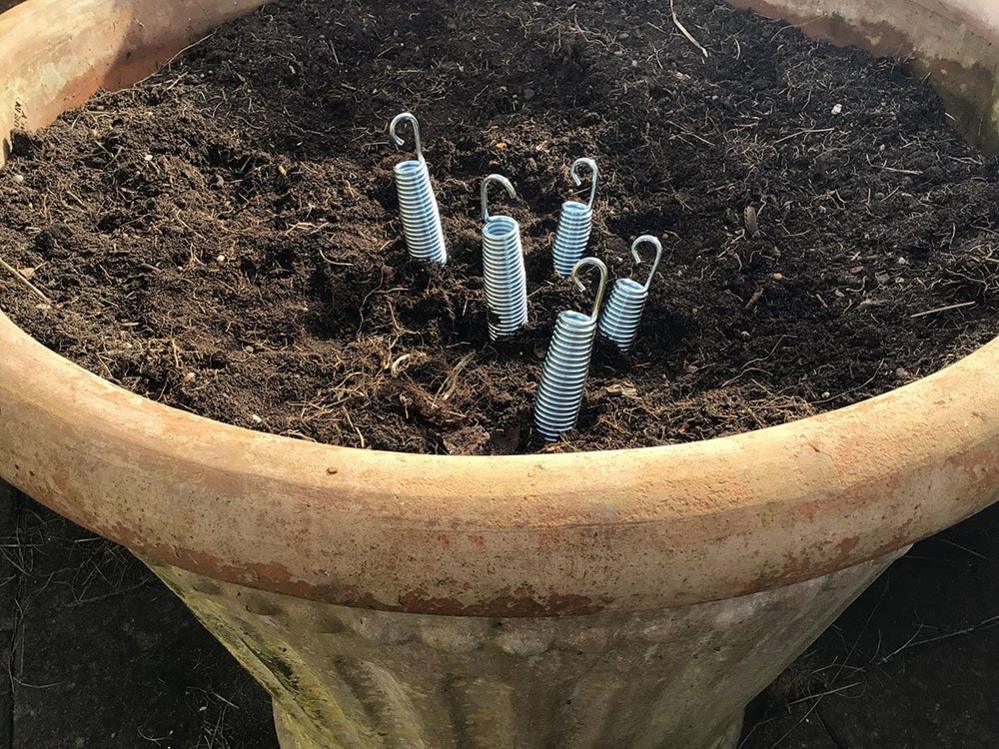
[1, 0, 999, 615]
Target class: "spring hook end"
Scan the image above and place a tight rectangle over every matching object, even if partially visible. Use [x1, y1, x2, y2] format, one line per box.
[570, 157, 599, 209]
[389, 112, 424, 161]
[481, 174, 517, 224]
[630, 235, 664, 290]
[570, 256, 609, 320]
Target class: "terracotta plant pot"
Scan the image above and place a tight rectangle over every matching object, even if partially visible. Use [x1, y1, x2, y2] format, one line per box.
[2, 0, 998, 746]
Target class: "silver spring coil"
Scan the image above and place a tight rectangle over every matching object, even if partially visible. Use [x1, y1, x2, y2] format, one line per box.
[389, 112, 447, 265]
[480, 175, 528, 340]
[534, 257, 608, 442]
[599, 235, 664, 353]
[552, 158, 598, 277]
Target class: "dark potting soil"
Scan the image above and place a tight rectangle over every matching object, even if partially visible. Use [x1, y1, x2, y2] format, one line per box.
[1, 0, 997, 454]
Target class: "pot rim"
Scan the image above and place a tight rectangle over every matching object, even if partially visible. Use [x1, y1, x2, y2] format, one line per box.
[1, 0, 999, 616]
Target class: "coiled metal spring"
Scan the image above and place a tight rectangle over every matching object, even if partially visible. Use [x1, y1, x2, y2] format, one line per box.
[534, 257, 608, 442]
[599, 235, 664, 353]
[552, 158, 599, 277]
[480, 174, 528, 340]
[389, 112, 447, 265]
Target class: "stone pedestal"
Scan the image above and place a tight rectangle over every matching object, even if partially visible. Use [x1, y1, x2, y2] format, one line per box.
[151, 550, 903, 749]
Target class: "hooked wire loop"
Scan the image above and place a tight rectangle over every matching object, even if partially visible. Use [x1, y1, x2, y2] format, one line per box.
[570, 158, 599, 210]
[389, 112, 424, 162]
[481, 174, 518, 224]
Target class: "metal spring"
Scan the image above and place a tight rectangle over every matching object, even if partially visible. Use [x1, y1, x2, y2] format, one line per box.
[534, 257, 608, 442]
[389, 112, 447, 265]
[480, 174, 528, 340]
[598, 235, 664, 353]
[552, 158, 598, 277]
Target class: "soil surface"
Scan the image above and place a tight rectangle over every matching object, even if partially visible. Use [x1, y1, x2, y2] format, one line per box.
[4, 479, 999, 747]
[2, 0, 997, 454]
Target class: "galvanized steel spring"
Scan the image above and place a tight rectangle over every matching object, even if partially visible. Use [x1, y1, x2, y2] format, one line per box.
[599, 235, 664, 353]
[480, 174, 529, 340]
[389, 112, 447, 265]
[534, 257, 608, 442]
[552, 158, 599, 277]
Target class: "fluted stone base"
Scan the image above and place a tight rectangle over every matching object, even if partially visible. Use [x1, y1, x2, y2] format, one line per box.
[273, 704, 745, 749]
[149, 551, 903, 749]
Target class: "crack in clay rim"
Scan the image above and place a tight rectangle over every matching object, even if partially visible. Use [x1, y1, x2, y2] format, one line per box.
[1, 0, 999, 616]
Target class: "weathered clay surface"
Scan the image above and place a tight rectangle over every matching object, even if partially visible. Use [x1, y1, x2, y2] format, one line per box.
[3, 310, 998, 616]
[0, 0, 997, 619]
[150, 551, 903, 748]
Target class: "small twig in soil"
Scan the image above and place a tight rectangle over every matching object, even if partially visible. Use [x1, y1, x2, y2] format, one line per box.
[721, 335, 788, 388]
[342, 407, 366, 449]
[162, 31, 219, 72]
[744, 205, 761, 237]
[0, 255, 52, 305]
[772, 127, 836, 145]
[744, 286, 764, 310]
[669, 0, 709, 59]
[665, 119, 715, 147]
[66, 579, 151, 608]
[910, 300, 976, 318]
[389, 353, 413, 377]
[935, 536, 993, 562]
[434, 352, 476, 404]
[876, 613, 999, 665]
[784, 680, 863, 707]
[170, 339, 182, 369]
[319, 248, 354, 267]
[812, 360, 884, 404]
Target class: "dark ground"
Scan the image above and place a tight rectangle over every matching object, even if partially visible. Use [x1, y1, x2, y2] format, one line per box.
[3, 0, 998, 455]
[1, 479, 998, 748]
